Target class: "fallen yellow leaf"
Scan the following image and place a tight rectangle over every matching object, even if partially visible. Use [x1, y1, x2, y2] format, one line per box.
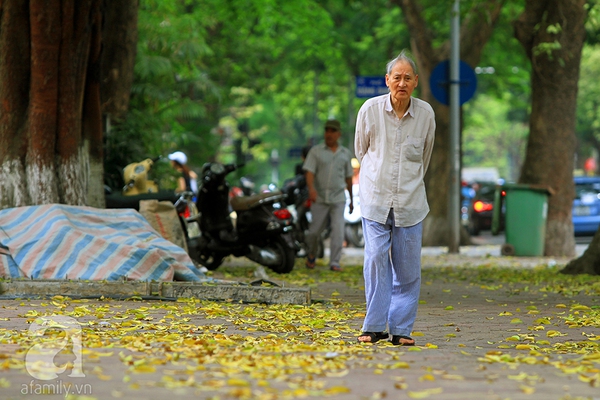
[408, 388, 443, 398]
[325, 386, 351, 395]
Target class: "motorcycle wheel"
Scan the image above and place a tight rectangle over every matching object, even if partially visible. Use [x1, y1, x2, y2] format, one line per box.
[197, 252, 225, 271]
[345, 223, 364, 248]
[266, 236, 296, 274]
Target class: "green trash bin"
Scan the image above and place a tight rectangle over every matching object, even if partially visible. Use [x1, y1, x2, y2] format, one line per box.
[495, 184, 551, 256]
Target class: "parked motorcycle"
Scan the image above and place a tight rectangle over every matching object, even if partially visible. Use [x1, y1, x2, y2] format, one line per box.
[106, 158, 297, 273]
[190, 162, 297, 273]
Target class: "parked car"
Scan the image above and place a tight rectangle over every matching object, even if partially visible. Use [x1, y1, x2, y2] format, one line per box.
[573, 176, 600, 235]
[467, 182, 505, 236]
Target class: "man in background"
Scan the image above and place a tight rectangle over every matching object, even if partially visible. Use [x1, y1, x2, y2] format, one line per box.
[303, 119, 354, 271]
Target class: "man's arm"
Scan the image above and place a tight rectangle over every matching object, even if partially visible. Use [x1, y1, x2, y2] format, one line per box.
[422, 116, 436, 176]
[354, 108, 369, 163]
[306, 170, 317, 202]
[346, 176, 354, 214]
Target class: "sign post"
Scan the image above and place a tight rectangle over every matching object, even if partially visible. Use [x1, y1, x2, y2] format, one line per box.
[449, 0, 461, 254]
[428, 0, 478, 253]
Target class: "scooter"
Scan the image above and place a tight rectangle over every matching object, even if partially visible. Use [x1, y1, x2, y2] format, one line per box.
[190, 162, 297, 273]
[122, 157, 160, 195]
[105, 156, 183, 206]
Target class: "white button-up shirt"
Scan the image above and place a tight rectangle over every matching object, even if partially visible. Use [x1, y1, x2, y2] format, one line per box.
[354, 94, 435, 227]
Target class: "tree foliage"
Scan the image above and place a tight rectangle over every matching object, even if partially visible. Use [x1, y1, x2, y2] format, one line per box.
[108, 0, 595, 257]
[462, 94, 528, 181]
[107, 0, 412, 189]
[575, 45, 600, 170]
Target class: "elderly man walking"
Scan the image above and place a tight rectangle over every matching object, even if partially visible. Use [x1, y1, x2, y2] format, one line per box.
[355, 50, 435, 346]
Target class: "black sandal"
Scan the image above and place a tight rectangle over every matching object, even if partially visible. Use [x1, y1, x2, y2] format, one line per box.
[357, 331, 389, 343]
[391, 335, 415, 346]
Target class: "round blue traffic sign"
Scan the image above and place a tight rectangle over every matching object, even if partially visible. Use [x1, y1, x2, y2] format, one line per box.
[429, 60, 477, 106]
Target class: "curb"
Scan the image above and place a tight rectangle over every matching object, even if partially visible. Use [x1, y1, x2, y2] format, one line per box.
[0, 279, 311, 305]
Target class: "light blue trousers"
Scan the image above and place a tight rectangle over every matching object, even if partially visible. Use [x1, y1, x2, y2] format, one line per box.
[361, 209, 422, 337]
[305, 201, 345, 267]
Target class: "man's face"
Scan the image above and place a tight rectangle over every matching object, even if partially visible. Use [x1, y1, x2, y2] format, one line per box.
[324, 127, 341, 147]
[386, 60, 418, 103]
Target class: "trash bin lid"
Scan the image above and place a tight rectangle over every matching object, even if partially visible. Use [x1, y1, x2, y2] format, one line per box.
[502, 183, 554, 196]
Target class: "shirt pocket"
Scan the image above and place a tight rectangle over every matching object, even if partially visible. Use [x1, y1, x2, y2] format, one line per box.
[403, 138, 424, 163]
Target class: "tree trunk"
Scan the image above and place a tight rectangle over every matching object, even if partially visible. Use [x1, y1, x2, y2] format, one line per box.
[100, 0, 138, 118]
[393, 0, 505, 246]
[561, 230, 600, 275]
[0, 1, 31, 207]
[27, 0, 62, 204]
[0, 1, 137, 209]
[514, 0, 586, 257]
[84, 0, 105, 208]
[56, 0, 95, 206]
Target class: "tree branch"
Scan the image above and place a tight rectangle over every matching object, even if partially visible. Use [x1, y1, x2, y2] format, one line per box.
[459, 0, 506, 66]
[513, 2, 547, 60]
[391, 0, 437, 72]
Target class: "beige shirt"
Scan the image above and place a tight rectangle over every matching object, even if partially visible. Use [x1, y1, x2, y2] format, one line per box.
[354, 94, 435, 227]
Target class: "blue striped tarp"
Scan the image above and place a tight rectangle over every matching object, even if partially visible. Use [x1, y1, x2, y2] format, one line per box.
[0, 204, 205, 281]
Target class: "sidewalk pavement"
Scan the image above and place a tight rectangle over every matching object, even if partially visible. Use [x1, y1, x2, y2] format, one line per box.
[0, 243, 599, 399]
[337, 242, 589, 270]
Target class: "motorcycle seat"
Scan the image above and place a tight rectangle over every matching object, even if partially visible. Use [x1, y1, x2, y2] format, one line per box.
[230, 191, 286, 211]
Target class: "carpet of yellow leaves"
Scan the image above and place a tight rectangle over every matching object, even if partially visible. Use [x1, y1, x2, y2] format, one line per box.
[0, 261, 598, 399]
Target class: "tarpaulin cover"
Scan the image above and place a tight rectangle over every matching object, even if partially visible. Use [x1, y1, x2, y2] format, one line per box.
[0, 204, 205, 281]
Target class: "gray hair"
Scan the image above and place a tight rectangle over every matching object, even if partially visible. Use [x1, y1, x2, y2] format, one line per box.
[386, 49, 418, 75]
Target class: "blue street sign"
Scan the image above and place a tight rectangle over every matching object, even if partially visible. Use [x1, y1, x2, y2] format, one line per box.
[288, 146, 303, 158]
[429, 60, 477, 106]
[356, 76, 388, 98]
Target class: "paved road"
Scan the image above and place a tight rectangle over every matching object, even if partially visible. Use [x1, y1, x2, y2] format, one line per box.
[336, 231, 591, 263]
[471, 230, 593, 247]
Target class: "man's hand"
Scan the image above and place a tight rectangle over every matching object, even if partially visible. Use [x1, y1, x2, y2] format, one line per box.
[308, 186, 318, 202]
[348, 199, 354, 214]
[306, 171, 317, 202]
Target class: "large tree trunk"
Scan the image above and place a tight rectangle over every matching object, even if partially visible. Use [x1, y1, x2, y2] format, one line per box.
[393, 0, 505, 246]
[96, 0, 138, 204]
[514, 0, 586, 257]
[100, 0, 138, 118]
[0, 1, 100, 208]
[84, 0, 104, 208]
[562, 230, 600, 275]
[0, 1, 31, 207]
[0, 1, 138, 209]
